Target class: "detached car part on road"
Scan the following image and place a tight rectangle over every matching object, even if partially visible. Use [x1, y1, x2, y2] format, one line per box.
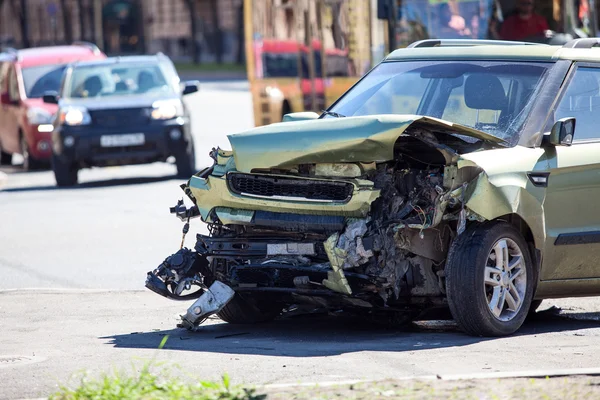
[45, 54, 199, 186]
[147, 39, 600, 336]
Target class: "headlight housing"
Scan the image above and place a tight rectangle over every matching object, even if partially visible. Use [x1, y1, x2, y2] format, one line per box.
[151, 99, 183, 120]
[27, 107, 53, 125]
[59, 106, 91, 126]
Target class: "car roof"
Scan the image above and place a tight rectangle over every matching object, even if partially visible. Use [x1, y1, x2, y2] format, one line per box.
[70, 55, 166, 68]
[385, 42, 600, 63]
[386, 44, 600, 63]
[11, 45, 105, 68]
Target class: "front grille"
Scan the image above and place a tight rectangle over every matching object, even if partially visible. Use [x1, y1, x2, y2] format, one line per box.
[91, 142, 156, 155]
[227, 172, 353, 202]
[90, 108, 149, 127]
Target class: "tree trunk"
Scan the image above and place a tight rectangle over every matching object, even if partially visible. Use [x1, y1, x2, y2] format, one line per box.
[209, 0, 223, 63]
[185, 0, 200, 64]
[60, 0, 73, 43]
[12, 0, 30, 47]
[236, 1, 244, 64]
[77, 0, 85, 41]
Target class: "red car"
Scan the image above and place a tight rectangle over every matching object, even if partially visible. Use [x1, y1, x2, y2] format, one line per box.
[0, 43, 106, 169]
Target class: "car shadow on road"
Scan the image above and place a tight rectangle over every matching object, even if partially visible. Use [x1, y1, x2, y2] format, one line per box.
[101, 309, 600, 357]
[1, 174, 183, 193]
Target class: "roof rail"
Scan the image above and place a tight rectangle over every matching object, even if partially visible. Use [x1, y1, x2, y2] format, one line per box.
[72, 41, 103, 55]
[407, 39, 546, 48]
[562, 38, 600, 48]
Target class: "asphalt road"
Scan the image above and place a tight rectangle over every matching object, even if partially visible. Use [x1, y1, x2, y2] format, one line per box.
[2, 81, 600, 399]
[0, 80, 250, 290]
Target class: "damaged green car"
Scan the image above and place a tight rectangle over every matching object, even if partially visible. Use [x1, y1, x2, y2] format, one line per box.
[147, 39, 600, 336]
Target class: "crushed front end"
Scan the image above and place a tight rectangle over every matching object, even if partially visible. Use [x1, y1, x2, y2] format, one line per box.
[146, 115, 495, 329]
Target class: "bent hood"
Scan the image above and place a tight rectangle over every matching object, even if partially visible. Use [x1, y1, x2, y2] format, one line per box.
[228, 114, 505, 173]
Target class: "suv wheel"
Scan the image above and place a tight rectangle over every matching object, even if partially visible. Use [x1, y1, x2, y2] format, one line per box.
[52, 154, 78, 187]
[21, 136, 45, 171]
[446, 221, 534, 337]
[175, 140, 196, 178]
[0, 150, 12, 166]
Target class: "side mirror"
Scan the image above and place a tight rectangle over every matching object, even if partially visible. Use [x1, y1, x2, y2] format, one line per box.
[182, 80, 200, 95]
[282, 112, 320, 122]
[42, 91, 59, 104]
[0, 92, 16, 105]
[545, 117, 575, 146]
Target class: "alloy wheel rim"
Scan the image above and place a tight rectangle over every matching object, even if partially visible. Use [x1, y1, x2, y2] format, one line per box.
[483, 238, 527, 322]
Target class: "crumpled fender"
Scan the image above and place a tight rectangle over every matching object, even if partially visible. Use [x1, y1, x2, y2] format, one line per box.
[458, 146, 550, 249]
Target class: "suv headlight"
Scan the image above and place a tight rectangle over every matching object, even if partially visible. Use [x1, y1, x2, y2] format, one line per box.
[151, 99, 183, 120]
[27, 107, 53, 125]
[59, 106, 91, 126]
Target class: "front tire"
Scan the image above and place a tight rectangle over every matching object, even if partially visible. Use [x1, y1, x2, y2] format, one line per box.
[446, 221, 534, 337]
[21, 136, 45, 171]
[217, 293, 282, 324]
[175, 140, 196, 178]
[52, 154, 78, 187]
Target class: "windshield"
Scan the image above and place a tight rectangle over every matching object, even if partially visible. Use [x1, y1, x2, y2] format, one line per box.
[327, 60, 551, 144]
[22, 65, 66, 98]
[65, 62, 175, 98]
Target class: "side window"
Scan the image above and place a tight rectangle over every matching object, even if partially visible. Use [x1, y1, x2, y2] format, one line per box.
[7, 66, 20, 102]
[555, 67, 600, 141]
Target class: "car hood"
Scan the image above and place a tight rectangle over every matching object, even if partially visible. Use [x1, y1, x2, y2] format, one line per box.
[23, 98, 58, 114]
[228, 114, 506, 173]
[60, 95, 180, 110]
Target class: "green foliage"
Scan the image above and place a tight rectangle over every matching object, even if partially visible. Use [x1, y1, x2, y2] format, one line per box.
[50, 368, 265, 400]
[50, 336, 264, 400]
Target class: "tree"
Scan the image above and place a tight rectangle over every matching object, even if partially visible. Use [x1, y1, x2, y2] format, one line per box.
[77, 0, 85, 41]
[60, 0, 73, 43]
[8, 0, 30, 47]
[184, 0, 200, 64]
[208, 0, 223, 63]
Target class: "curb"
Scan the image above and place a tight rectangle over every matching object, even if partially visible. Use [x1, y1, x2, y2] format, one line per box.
[262, 368, 600, 389]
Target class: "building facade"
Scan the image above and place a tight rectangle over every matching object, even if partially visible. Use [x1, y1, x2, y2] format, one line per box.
[0, 0, 244, 63]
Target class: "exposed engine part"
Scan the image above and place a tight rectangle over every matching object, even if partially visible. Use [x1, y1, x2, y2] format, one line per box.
[146, 248, 209, 300]
[267, 243, 316, 256]
[178, 281, 235, 330]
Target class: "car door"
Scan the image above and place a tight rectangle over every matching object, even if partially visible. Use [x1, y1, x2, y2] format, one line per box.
[540, 64, 600, 281]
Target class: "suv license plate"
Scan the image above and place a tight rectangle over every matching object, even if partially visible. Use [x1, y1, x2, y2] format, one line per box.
[100, 133, 145, 147]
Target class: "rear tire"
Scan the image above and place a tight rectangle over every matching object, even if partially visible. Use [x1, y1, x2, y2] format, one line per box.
[175, 139, 196, 178]
[0, 150, 12, 165]
[52, 154, 78, 187]
[217, 293, 282, 324]
[446, 221, 534, 337]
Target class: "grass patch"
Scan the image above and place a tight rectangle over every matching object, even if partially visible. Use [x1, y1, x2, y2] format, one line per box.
[50, 336, 264, 400]
[50, 367, 265, 400]
[174, 62, 246, 74]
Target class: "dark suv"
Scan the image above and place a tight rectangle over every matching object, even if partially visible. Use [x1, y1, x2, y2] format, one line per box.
[44, 54, 199, 186]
